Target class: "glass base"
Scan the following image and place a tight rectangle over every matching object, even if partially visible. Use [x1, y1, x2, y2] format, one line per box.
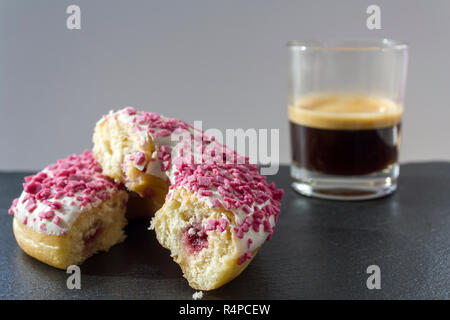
[290, 163, 399, 201]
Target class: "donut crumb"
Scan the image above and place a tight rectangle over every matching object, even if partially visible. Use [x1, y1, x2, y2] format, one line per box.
[192, 291, 203, 300]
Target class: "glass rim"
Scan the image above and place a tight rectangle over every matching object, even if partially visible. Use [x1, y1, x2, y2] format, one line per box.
[287, 38, 408, 51]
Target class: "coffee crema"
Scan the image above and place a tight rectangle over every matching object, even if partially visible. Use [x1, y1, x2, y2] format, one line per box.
[289, 94, 402, 176]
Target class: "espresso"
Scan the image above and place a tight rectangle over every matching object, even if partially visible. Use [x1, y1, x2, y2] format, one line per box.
[289, 94, 402, 176]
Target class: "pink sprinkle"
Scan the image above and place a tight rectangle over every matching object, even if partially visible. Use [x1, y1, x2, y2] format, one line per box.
[161, 161, 170, 171]
[40, 223, 47, 231]
[247, 238, 253, 248]
[54, 191, 65, 199]
[39, 210, 55, 220]
[25, 201, 37, 213]
[53, 216, 61, 226]
[8, 198, 19, 215]
[198, 189, 213, 197]
[124, 107, 137, 115]
[211, 198, 221, 208]
[49, 201, 63, 210]
[55, 169, 71, 178]
[197, 176, 212, 187]
[23, 216, 28, 225]
[223, 200, 232, 210]
[158, 129, 171, 137]
[263, 220, 271, 233]
[274, 189, 284, 201]
[36, 188, 51, 201]
[24, 182, 41, 194]
[133, 151, 146, 165]
[217, 218, 228, 232]
[237, 251, 252, 265]
[205, 219, 218, 231]
[160, 145, 169, 153]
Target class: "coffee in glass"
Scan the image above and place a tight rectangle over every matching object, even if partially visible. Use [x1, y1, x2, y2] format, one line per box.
[288, 39, 408, 200]
[289, 94, 402, 176]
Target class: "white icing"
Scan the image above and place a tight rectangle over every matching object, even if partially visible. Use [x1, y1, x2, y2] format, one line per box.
[12, 162, 123, 236]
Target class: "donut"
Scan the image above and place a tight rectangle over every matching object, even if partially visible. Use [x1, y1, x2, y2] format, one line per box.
[93, 107, 284, 290]
[8, 151, 128, 269]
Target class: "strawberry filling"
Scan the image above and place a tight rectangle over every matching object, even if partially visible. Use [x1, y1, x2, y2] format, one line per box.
[83, 221, 103, 247]
[182, 223, 208, 254]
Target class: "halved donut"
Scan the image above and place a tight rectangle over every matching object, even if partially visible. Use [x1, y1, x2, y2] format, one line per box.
[93, 108, 284, 290]
[9, 151, 128, 269]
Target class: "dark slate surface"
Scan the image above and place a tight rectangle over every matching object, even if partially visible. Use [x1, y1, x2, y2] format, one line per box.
[0, 163, 449, 300]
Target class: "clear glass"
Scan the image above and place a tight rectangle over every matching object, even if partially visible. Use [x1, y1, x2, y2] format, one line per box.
[288, 39, 408, 200]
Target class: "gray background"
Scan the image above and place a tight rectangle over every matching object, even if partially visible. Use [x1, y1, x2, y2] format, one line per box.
[1, 0, 449, 170]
